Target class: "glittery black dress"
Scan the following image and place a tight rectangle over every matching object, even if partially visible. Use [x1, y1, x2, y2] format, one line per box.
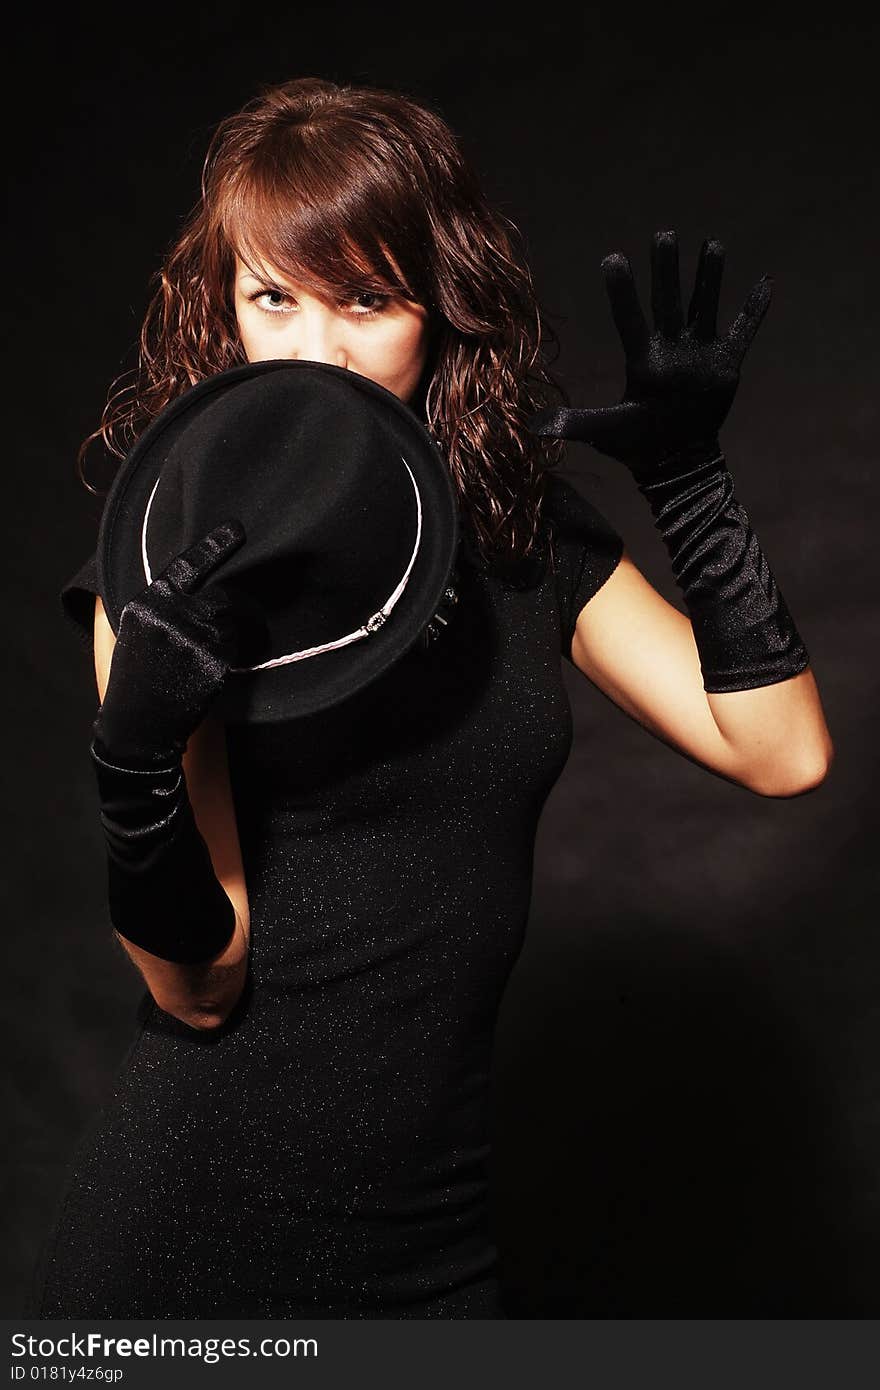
[27, 475, 623, 1319]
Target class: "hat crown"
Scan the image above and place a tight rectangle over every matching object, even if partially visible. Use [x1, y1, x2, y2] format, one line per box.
[148, 372, 419, 645]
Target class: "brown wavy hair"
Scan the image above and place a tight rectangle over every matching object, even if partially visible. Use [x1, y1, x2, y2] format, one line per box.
[77, 76, 568, 574]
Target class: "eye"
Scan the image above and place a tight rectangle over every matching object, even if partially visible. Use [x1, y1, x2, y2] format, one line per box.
[249, 288, 294, 315]
[346, 291, 390, 317]
[245, 285, 392, 318]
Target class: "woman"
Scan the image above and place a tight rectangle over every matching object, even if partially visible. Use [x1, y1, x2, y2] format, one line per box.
[27, 76, 833, 1319]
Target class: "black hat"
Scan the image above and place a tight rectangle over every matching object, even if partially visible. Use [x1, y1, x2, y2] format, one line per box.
[96, 359, 460, 725]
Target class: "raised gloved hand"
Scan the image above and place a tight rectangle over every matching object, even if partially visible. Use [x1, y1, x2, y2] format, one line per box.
[90, 521, 265, 966]
[530, 231, 810, 694]
[93, 520, 259, 768]
[530, 230, 772, 481]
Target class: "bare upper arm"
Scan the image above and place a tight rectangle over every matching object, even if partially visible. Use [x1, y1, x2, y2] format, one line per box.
[568, 550, 828, 795]
[93, 594, 251, 1015]
[568, 549, 756, 787]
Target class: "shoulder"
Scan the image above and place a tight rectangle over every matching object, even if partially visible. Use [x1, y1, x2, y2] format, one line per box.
[539, 473, 625, 658]
[540, 472, 621, 544]
[539, 473, 625, 574]
[60, 549, 101, 651]
[455, 473, 622, 592]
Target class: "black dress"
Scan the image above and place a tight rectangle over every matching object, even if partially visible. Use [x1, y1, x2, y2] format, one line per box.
[25, 474, 623, 1319]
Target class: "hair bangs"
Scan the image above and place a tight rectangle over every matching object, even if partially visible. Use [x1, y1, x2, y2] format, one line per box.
[220, 152, 420, 303]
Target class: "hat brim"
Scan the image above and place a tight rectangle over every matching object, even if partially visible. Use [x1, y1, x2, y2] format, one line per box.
[96, 360, 460, 724]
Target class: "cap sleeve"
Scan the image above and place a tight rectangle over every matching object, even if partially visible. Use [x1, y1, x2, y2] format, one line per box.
[60, 551, 100, 653]
[542, 474, 624, 662]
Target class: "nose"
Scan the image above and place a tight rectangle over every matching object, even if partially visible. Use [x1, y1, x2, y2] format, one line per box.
[292, 307, 347, 369]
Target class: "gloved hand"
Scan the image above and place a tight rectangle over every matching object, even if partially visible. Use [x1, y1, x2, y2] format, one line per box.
[529, 232, 810, 694]
[529, 230, 772, 483]
[93, 520, 258, 768]
[89, 520, 264, 966]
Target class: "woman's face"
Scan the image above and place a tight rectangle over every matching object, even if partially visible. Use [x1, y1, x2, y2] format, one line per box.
[233, 255, 432, 404]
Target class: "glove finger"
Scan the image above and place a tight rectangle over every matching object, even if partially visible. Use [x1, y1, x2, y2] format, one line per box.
[687, 238, 725, 340]
[529, 406, 584, 439]
[160, 520, 247, 596]
[726, 276, 773, 358]
[651, 230, 684, 338]
[600, 253, 650, 359]
[530, 402, 645, 449]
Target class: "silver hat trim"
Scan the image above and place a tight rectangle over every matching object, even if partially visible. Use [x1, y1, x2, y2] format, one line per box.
[140, 453, 423, 672]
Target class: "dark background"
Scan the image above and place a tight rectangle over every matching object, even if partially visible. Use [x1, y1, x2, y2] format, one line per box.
[5, 2, 877, 1316]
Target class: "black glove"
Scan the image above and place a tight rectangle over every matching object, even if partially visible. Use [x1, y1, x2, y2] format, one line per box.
[531, 231, 810, 693]
[93, 520, 259, 766]
[91, 521, 262, 964]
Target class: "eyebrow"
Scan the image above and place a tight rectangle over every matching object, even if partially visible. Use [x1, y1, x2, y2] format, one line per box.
[238, 268, 288, 289]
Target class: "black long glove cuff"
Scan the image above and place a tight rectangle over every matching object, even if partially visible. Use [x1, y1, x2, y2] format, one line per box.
[90, 731, 236, 965]
[636, 447, 810, 693]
